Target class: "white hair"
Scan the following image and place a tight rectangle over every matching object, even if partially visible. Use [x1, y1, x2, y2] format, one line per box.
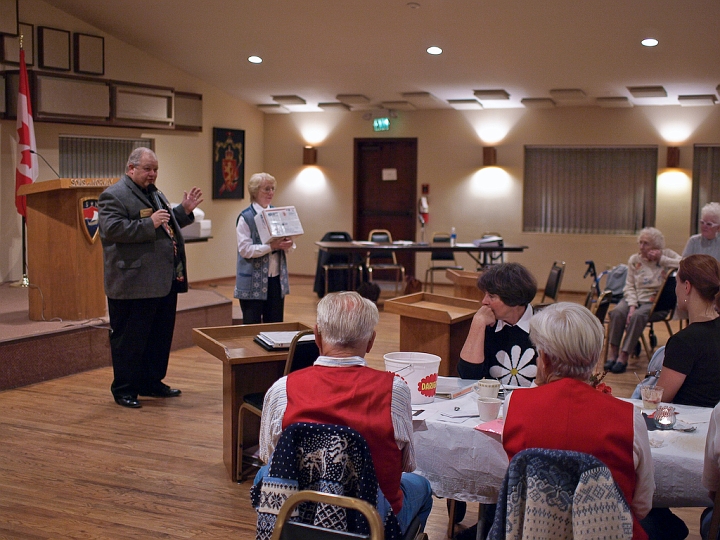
[701, 202, 720, 224]
[316, 291, 379, 347]
[638, 227, 665, 250]
[247, 172, 276, 201]
[529, 302, 604, 381]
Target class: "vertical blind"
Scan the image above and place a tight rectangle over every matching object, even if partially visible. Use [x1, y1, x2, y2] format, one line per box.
[691, 145, 720, 235]
[523, 146, 658, 234]
[59, 136, 154, 178]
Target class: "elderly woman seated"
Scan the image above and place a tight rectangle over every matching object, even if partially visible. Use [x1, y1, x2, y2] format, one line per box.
[605, 227, 681, 374]
[503, 302, 655, 539]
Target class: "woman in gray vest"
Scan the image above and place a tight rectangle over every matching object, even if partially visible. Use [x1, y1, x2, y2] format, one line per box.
[235, 172, 293, 324]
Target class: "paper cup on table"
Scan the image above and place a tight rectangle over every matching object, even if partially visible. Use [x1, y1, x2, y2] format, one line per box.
[384, 352, 441, 405]
[474, 378, 501, 399]
[477, 397, 503, 422]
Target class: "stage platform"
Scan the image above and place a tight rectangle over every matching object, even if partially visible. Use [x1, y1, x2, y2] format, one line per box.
[0, 282, 232, 391]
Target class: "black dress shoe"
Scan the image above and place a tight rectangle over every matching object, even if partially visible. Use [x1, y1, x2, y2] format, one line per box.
[603, 358, 617, 371]
[611, 361, 627, 374]
[140, 384, 182, 398]
[114, 395, 141, 408]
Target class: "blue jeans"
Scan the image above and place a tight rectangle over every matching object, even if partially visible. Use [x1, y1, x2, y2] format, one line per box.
[254, 466, 433, 535]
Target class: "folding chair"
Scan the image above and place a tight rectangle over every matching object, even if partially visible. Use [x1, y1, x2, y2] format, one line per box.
[533, 260, 565, 311]
[366, 229, 406, 296]
[423, 232, 463, 292]
[638, 270, 677, 360]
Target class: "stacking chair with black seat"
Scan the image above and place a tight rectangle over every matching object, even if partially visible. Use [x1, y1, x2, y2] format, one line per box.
[488, 448, 634, 540]
[638, 270, 677, 360]
[313, 231, 362, 298]
[366, 229, 406, 296]
[423, 232, 463, 292]
[533, 260, 566, 311]
[237, 329, 319, 481]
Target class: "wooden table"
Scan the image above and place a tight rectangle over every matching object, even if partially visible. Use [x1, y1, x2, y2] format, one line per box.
[315, 241, 527, 269]
[193, 321, 311, 481]
[384, 292, 480, 376]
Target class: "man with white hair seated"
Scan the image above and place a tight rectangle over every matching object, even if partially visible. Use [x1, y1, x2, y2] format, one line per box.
[256, 291, 433, 534]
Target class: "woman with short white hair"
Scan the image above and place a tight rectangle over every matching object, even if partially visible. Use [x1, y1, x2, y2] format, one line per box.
[235, 172, 294, 324]
[605, 227, 681, 373]
[683, 202, 720, 261]
[502, 303, 655, 539]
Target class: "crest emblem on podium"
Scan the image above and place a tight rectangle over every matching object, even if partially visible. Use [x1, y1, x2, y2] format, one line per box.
[79, 197, 100, 244]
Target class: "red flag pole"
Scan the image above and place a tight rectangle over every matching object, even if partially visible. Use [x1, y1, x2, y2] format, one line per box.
[13, 38, 37, 288]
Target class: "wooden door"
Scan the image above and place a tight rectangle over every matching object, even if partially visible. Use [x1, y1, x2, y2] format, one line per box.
[354, 138, 418, 277]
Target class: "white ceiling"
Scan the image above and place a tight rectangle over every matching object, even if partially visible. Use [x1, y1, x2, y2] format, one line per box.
[43, 0, 720, 112]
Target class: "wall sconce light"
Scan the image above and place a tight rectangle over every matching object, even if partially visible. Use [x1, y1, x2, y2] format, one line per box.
[667, 146, 680, 168]
[483, 146, 497, 167]
[303, 145, 317, 166]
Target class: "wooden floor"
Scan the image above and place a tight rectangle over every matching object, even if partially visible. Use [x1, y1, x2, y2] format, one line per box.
[0, 276, 702, 539]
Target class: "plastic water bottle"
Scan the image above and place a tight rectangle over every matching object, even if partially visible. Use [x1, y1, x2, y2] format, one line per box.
[450, 227, 457, 247]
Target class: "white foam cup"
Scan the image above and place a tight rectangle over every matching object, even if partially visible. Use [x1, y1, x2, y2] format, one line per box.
[477, 397, 502, 421]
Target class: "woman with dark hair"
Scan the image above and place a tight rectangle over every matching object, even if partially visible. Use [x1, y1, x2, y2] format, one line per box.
[457, 262, 538, 386]
[656, 254, 720, 407]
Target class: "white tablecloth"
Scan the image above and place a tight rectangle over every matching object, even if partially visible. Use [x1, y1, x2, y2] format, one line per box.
[412, 393, 712, 507]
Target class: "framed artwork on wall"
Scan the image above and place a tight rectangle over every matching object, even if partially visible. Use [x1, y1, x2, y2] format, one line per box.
[74, 33, 104, 75]
[38, 26, 70, 71]
[212, 127, 245, 200]
[0, 0, 19, 36]
[1, 22, 32, 65]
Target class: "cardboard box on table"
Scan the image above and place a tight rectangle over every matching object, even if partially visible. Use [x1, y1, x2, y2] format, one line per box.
[384, 292, 480, 377]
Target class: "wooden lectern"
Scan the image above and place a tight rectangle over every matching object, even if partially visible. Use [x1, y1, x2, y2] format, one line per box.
[446, 268, 485, 301]
[17, 178, 118, 321]
[384, 292, 480, 376]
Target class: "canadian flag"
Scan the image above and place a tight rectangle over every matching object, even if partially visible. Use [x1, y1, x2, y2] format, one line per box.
[15, 48, 38, 217]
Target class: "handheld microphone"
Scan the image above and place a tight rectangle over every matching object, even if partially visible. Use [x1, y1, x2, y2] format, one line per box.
[29, 149, 61, 179]
[146, 184, 169, 212]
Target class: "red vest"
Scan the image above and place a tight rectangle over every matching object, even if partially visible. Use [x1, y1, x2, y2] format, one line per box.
[503, 378, 648, 540]
[284, 365, 404, 514]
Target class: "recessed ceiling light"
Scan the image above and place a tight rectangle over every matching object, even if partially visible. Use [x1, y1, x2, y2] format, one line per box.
[641, 38, 659, 47]
[426, 46, 442, 55]
[248, 55, 262, 64]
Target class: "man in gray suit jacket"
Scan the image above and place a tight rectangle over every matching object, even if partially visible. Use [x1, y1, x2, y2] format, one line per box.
[99, 147, 203, 408]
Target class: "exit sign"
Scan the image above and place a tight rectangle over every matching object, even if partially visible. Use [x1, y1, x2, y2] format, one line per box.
[373, 117, 390, 131]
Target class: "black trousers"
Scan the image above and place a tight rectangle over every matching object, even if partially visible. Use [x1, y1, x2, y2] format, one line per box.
[108, 292, 178, 398]
[239, 275, 284, 324]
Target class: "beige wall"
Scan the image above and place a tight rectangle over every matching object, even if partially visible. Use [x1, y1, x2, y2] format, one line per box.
[1, 0, 264, 285]
[3, 0, 720, 295]
[264, 105, 720, 292]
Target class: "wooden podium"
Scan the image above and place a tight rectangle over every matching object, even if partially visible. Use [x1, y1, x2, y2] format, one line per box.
[446, 268, 485, 300]
[17, 178, 118, 321]
[384, 292, 480, 376]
